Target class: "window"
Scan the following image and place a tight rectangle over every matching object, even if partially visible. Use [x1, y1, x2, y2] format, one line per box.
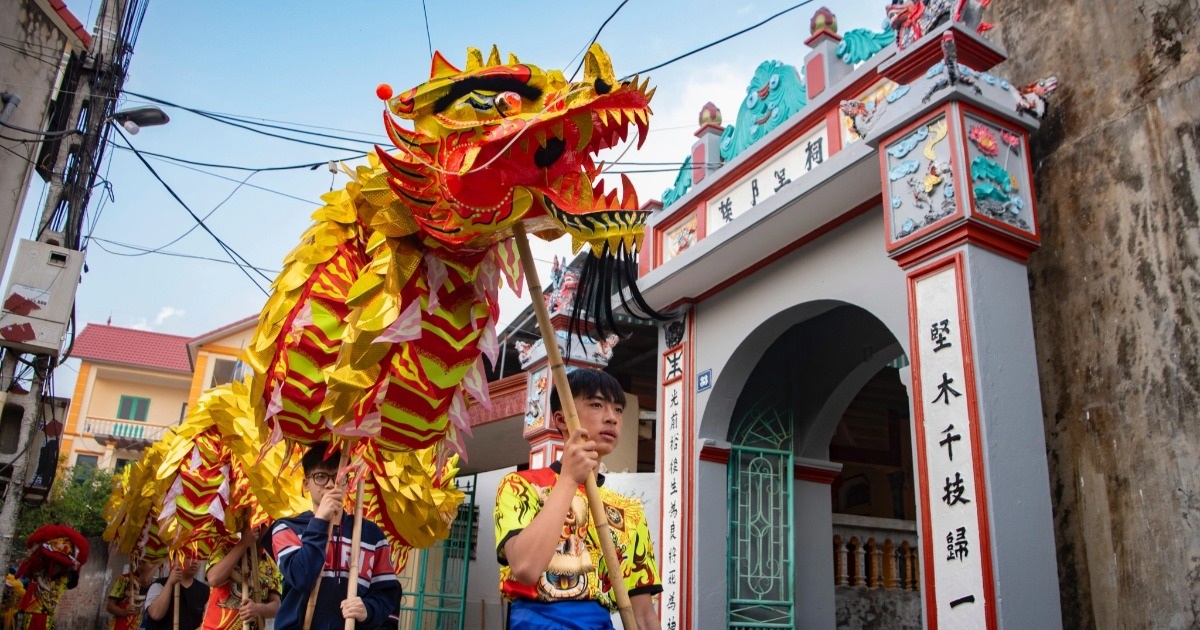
[115, 458, 133, 473]
[209, 358, 238, 388]
[117, 396, 150, 422]
[74, 454, 99, 482]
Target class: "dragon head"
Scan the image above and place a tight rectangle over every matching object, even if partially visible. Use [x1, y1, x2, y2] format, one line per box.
[377, 43, 655, 252]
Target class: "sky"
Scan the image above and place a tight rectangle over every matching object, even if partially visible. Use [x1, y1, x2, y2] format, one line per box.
[16, 0, 891, 393]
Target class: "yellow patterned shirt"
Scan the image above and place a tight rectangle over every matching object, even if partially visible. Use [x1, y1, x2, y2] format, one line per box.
[107, 573, 142, 630]
[495, 463, 662, 610]
[201, 547, 283, 630]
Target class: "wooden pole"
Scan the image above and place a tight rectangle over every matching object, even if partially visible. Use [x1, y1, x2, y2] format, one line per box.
[240, 553, 251, 608]
[512, 223, 637, 629]
[343, 472, 367, 629]
[250, 543, 264, 629]
[303, 447, 350, 630]
[173, 581, 180, 630]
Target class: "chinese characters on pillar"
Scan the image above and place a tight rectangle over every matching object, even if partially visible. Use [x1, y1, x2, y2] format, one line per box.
[660, 343, 687, 630]
[705, 125, 828, 230]
[912, 263, 992, 628]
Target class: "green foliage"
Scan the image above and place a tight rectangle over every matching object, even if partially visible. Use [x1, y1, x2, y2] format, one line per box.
[14, 465, 114, 543]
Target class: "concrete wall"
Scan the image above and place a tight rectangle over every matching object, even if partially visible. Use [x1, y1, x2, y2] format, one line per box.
[992, 1, 1200, 627]
[0, 0, 73, 280]
[834, 587, 922, 630]
[50, 535, 112, 630]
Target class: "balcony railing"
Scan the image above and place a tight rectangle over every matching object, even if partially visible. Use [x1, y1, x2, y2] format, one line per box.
[832, 514, 920, 591]
[82, 417, 169, 447]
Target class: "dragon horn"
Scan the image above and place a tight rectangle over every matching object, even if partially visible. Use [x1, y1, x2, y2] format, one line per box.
[464, 48, 483, 72]
[430, 51, 460, 79]
[486, 45, 502, 67]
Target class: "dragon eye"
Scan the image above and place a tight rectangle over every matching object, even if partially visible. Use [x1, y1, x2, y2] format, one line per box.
[746, 92, 759, 108]
[768, 74, 780, 90]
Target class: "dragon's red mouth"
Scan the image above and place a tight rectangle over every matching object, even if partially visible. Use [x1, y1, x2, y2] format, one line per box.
[447, 78, 652, 215]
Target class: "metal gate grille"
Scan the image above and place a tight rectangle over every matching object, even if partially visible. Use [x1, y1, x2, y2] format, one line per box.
[728, 401, 794, 629]
[394, 475, 477, 629]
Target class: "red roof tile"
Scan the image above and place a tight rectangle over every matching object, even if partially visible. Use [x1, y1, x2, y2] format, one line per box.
[46, 1, 91, 49]
[72, 324, 192, 373]
[188, 315, 258, 346]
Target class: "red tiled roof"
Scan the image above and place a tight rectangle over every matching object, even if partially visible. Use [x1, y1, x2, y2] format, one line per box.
[45, 1, 91, 49]
[72, 324, 192, 373]
[188, 315, 258, 346]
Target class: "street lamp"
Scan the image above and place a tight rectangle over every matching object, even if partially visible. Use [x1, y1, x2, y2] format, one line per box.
[110, 106, 169, 135]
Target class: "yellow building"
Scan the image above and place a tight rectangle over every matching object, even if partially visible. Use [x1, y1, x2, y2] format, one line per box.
[61, 317, 256, 471]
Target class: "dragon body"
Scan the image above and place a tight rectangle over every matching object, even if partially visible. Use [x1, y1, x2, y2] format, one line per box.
[246, 44, 657, 459]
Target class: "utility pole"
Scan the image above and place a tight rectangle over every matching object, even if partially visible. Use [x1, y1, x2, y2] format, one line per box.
[0, 0, 150, 568]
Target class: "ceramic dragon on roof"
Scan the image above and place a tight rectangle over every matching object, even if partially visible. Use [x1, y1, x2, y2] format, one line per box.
[245, 43, 659, 459]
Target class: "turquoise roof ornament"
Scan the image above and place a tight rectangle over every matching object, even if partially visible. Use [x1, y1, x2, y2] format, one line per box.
[836, 23, 897, 65]
[719, 60, 807, 163]
[662, 155, 694, 208]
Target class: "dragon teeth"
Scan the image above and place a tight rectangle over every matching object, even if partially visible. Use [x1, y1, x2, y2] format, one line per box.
[573, 113, 593, 153]
[620, 173, 638, 210]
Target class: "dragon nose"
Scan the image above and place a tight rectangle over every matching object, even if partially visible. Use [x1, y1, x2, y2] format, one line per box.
[757, 85, 770, 98]
[495, 91, 521, 116]
[534, 136, 565, 168]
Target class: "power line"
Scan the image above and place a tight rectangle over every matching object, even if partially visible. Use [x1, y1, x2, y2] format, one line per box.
[87, 236, 280, 275]
[116, 96, 388, 138]
[622, 0, 817, 80]
[420, 0, 434, 61]
[570, 0, 632, 82]
[115, 145, 365, 173]
[101, 170, 259, 257]
[0, 119, 80, 138]
[124, 91, 380, 151]
[110, 145, 328, 205]
[112, 126, 272, 294]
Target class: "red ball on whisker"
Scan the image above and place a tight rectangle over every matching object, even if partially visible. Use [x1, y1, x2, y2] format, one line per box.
[376, 83, 394, 101]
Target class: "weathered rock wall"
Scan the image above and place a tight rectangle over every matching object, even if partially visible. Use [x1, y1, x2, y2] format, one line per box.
[835, 587, 922, 630]
[992, 1, 1200, 627]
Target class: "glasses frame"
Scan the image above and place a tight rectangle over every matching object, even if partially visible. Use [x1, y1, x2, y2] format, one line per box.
[307, 471, 338, 486]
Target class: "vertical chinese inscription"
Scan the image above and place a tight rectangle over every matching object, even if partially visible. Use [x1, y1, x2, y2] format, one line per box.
[913, 264, 992, 628]
[660, 343, 687, 630]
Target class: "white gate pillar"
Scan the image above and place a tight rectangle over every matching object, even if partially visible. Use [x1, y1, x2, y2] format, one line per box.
[855, 22, 1064, 630]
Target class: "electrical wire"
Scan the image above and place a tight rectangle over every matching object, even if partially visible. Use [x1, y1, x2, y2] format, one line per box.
[87, 236, 281, 275]
[113, 147, 332, 205]
[111, 126, 272, 294]
[116, 95, 390, 138]
[0, 119, 81, 138]
[621, 0, 817, 80]
[0, 40, 63, 67]
[99, 170, 259, 257]
[569, 0, 632, 82]
[420, 0, 434, 61]
[123, 91, 379, 151]
[115, 145, 366, 172]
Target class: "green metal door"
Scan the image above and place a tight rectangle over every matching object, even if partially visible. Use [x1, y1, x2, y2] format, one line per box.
[395, 475, 477, 629]
[728, 400, 795, 628]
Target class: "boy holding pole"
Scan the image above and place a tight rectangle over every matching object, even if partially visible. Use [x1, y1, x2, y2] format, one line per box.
[495, 368, 662, 630]
[269, 443, 399, 629]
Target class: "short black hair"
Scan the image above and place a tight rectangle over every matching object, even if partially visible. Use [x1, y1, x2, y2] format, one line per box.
[301, 441, 340, 476]
[549, 368, 624, 413]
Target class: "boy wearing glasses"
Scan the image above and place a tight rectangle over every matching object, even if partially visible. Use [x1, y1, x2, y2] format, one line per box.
[269, 443, 400, 629]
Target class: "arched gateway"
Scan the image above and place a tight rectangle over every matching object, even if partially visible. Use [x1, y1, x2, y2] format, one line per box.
[639, 10, 1062, 630]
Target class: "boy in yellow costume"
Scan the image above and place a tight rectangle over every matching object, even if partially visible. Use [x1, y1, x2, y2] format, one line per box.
[495, 369, 661, 630]
[201, 526, 282, 629]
